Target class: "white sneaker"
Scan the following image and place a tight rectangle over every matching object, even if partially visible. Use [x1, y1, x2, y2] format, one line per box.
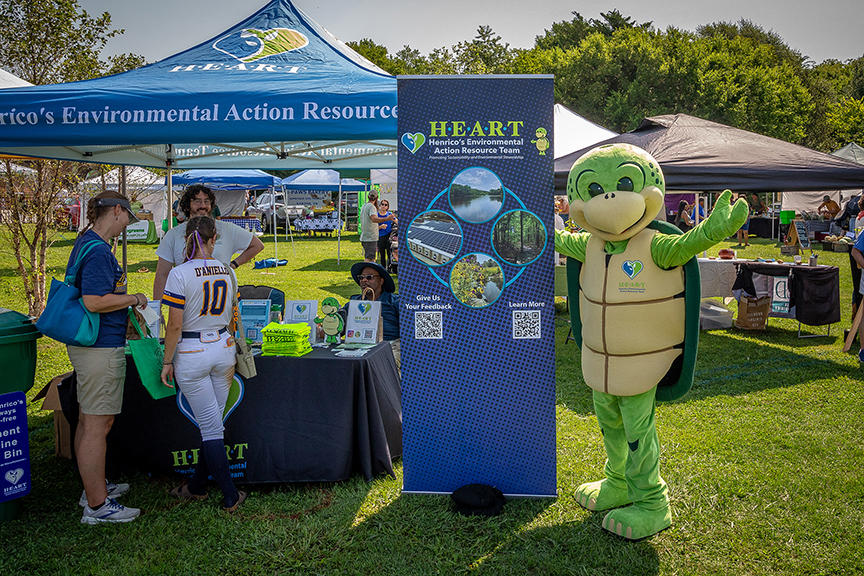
[78, 480, 130, 507]
[81, 498, 140, 524]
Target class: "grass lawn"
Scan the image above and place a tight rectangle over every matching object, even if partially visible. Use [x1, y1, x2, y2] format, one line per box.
[1, 228, 863, 576]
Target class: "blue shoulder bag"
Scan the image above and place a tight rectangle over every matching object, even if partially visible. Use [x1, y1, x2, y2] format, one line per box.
[36, 240, 104, 346]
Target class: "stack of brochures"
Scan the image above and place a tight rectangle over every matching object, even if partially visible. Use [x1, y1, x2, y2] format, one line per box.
[261, 322, 312, 357]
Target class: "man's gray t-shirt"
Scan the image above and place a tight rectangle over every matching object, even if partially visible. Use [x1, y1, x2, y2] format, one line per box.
[359, 202, 379, 243]
[156, 220, 253, 266]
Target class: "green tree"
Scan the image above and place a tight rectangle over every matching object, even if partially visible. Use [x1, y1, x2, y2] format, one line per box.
[0, 0, 144, 316]
[452, 25, 513, 74]
[827, 97, 864, 146]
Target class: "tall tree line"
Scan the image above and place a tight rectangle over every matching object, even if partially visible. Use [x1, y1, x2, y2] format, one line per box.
[349, 12, 864, 151]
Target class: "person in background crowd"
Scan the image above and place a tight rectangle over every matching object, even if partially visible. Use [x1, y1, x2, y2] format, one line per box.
[851, 231, 864, 363]
[153, 184, 263, 300]
[376, 199, 397, 271]
[674, 200, 693, 232]
[749, 193, 768, 216]
[68, 191, 147, 524]
[161, 215, 246, 512]
[736, 193, 752, 247]
[691, 198, 707, 223]
[359, 191, 395, 263]
[818, 195, 841, 219]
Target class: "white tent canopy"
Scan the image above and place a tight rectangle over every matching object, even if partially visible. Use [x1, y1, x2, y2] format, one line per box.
[553, 104, 617, 160]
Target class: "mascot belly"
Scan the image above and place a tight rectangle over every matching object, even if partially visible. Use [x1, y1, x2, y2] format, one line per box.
[580, 229, 685, 396]
[554, 143, 749, 540]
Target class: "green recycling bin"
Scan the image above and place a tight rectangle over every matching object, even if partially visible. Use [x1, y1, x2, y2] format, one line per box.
[0, 308, 42, 394]
[0, 308, 40, 523]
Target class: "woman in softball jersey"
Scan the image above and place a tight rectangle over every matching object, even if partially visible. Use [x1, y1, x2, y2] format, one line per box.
[160, 215, 246, 512]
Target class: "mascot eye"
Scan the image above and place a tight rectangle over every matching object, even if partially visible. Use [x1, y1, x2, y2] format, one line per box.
[617, 177, 634, 192]
[588, 182, 605, 197]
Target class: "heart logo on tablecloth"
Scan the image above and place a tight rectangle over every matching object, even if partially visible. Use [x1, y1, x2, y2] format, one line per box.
[4, 468, 24, 485]
[622, 260, 643, 279]
[296, 304, 306, 314]
[401, 132, 425, 154]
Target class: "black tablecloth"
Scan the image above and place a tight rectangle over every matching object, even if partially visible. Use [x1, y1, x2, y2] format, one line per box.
[732, 262, 840, 326]
[60, 343, 402, 484]
[748, 217, 780, 239]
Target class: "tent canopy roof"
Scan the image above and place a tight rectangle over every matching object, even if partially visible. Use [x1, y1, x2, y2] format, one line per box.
[0, 0, 397, 170]
[555, 114, 864, 193]
[553, 104, 616, 159]
[281, 169, 367, 191]
[171, 169, 281, 189]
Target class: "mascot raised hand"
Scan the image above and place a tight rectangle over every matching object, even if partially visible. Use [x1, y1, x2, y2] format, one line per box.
[555, 143, 748, 540]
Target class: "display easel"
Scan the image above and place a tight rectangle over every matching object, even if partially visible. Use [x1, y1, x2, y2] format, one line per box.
[785, 219, 811, 250]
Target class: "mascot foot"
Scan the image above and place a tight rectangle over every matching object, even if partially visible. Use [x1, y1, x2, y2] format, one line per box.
[602, 505, 671, 540]
[575, 480, 631, 511]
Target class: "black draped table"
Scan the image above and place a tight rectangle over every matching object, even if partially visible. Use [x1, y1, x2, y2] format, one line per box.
[747, 217, 780, 240]
[697, 258, 840, 326]
[59, 343, 402, 484]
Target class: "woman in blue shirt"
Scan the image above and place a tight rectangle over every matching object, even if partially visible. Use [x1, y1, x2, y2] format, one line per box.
[376, 200, 397, 272]
[67, 191, 148, 524]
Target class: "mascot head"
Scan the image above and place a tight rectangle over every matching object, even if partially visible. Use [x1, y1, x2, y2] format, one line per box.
[567, 143, 665, 242]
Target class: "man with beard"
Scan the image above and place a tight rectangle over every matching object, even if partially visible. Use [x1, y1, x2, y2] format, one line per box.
[153, 184, 264, 300]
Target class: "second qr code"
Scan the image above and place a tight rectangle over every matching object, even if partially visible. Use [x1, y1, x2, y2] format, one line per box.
[512, 310, 541, 339]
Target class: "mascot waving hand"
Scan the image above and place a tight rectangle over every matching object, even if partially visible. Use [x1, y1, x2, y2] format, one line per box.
[555, 144, 748, 540]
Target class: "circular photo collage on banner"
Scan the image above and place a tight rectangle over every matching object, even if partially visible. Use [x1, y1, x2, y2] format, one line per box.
[448, 167, 505, 223]
[405, 211, 463, 267]
[449, 252, 505, 309]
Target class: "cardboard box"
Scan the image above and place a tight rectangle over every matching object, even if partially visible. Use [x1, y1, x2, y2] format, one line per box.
[33, 373, 73, 459]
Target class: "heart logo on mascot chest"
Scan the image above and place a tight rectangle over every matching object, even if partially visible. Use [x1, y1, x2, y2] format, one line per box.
[622, 260, 643, 279]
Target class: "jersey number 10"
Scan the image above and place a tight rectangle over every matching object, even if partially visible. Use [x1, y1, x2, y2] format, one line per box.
[199, 279, 228, 316]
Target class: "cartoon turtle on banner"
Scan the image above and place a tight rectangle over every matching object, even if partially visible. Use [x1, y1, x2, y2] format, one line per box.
[555, 143, 748, 540]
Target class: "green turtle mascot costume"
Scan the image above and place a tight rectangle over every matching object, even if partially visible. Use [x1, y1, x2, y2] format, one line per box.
[555, 143, 748, 540]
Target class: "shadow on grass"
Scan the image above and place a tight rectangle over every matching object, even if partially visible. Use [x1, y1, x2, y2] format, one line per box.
[554, 319, 862, 418]
[297, 258, 361, 273]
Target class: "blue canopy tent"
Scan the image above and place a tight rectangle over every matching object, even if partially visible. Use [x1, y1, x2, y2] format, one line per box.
[281, 169, 368, 262]
[0, 0, 397, 267]
[170, 169, 294, 258]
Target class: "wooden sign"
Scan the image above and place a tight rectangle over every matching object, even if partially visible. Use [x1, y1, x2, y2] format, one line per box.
[787, 219, 810, 249]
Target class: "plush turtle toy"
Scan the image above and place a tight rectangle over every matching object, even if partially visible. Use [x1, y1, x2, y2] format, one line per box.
[314, 297, 344, 344]
[555, 143, 748, 540]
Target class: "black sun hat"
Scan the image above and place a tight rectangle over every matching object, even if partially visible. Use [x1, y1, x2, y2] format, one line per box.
[350, 261, 395, 293]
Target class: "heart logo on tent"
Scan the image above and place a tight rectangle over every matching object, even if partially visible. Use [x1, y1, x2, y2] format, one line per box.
[401, 132, 425, 154]
[296, 304, 306, 314]
[358, 303, 371, 314]
[622, 260, 643, 279]
[4, 468, 24, 485]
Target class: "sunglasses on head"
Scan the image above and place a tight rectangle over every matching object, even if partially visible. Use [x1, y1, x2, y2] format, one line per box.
[356, 274, 379, 281]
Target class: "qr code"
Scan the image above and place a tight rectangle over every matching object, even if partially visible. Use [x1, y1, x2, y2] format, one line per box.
[415, 311, 443, 339]
[512, 310, 541, 339]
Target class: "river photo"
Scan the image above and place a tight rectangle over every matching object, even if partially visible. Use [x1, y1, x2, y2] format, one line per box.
[448, 167, 504, 223]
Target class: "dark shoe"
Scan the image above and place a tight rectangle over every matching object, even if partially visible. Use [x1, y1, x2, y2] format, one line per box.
[222, 490, 247, 513]
[169, 484, 208, 501]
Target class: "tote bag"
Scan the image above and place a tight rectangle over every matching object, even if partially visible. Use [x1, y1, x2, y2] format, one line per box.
[36, 240, 102, 346]
[127, 309, 175, 400]
[230, 271, 257, 379]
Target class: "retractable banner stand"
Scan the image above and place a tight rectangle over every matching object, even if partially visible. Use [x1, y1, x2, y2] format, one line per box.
[398, 75, 556, 497]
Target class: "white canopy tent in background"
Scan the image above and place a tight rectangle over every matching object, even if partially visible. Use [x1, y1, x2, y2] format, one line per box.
[782, 143, 864, 215]
[80, 166, 178, 235]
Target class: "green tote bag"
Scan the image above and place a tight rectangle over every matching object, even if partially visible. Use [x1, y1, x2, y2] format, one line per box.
[127, 309, 175, 400]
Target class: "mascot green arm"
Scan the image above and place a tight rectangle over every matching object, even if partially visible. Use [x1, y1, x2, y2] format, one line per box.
[554, 229, 590, 262]
[651, 190, 749, 269]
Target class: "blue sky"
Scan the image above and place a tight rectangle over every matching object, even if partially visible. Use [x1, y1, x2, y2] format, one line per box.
[78, 0, 863, 65]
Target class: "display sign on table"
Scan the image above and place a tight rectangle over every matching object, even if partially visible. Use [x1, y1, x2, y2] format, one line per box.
[345, 300, 381, 344]
[238, 299, 270, 342]
[285, 300, 318, 343]
[398, 76, 556, 497]
[0, 392, 31, 504]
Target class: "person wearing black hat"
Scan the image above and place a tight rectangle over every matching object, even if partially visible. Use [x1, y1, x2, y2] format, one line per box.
[319, 262, 401, 366]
